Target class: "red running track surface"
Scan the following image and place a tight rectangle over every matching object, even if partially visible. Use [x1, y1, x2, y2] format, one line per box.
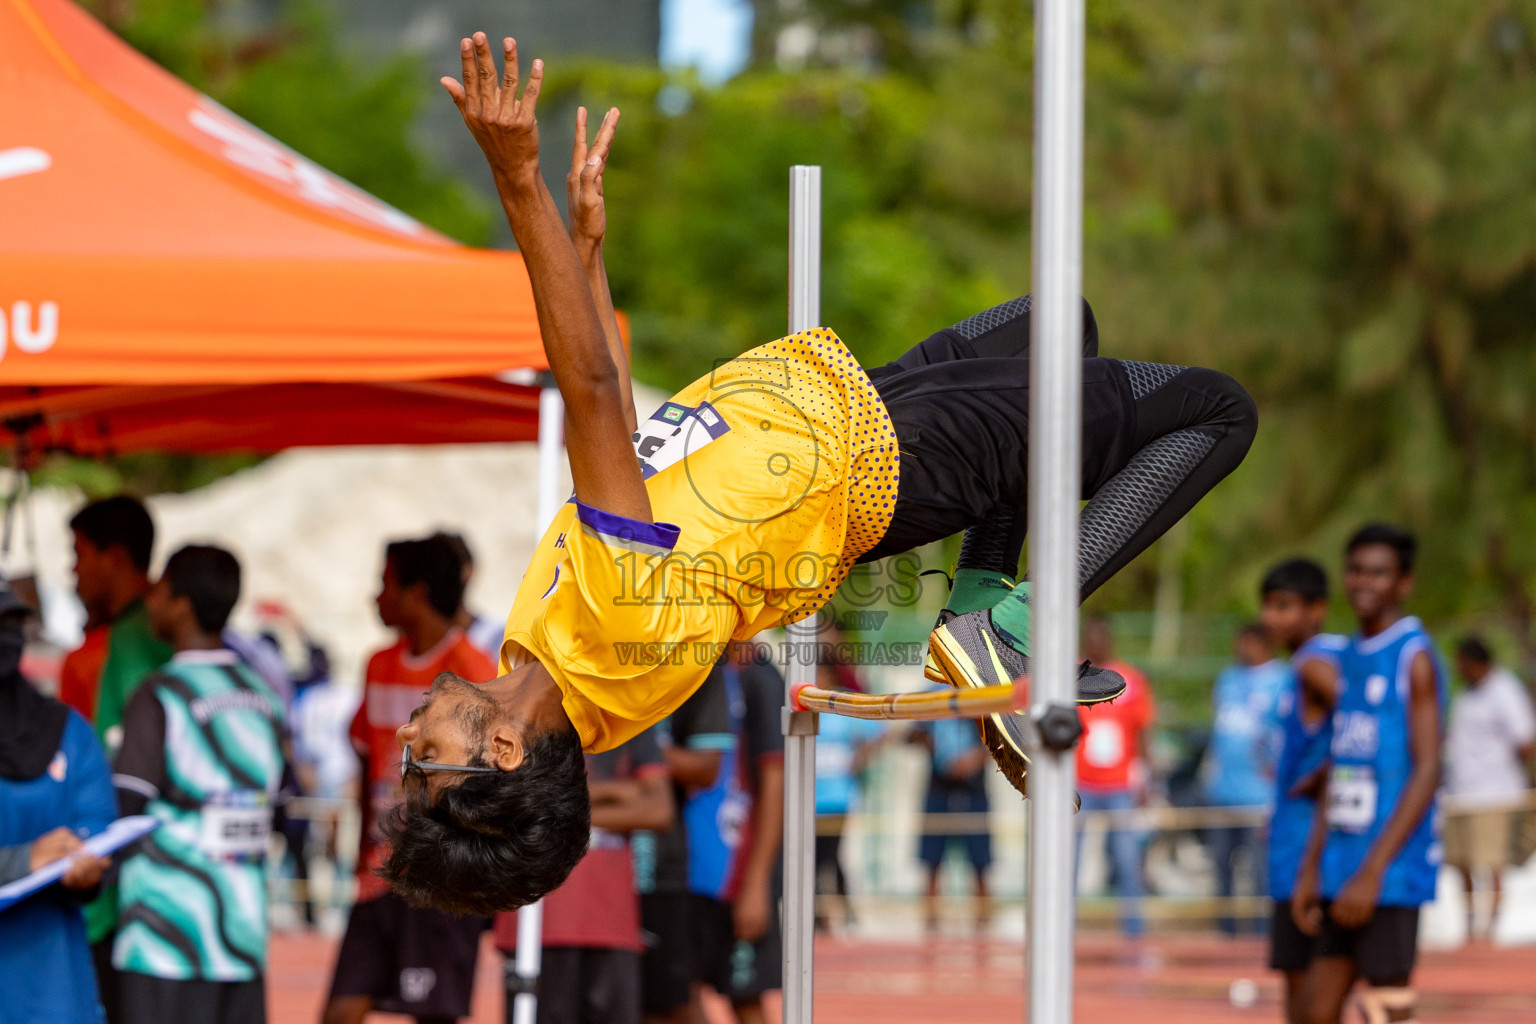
[266, 931, 1536, 1023]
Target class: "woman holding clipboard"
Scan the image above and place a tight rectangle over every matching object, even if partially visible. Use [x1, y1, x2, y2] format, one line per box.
[0, 581, 117, 1024]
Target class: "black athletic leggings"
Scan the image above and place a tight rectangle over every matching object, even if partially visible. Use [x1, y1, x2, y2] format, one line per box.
[859, 295, 1258, 600]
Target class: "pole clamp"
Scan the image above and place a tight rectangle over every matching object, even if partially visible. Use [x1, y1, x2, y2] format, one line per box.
[1032, 702, 1083, 752]
[502, 961, 539, 997]
[782, 707, 819, 737]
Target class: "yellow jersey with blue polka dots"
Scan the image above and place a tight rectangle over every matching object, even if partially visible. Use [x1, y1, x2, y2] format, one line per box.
[501, 329, 900, 751]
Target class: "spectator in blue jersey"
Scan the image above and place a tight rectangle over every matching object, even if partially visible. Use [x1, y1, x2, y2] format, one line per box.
[112, 546, 285, 1024]
[0, 581, 116, 1024]
[913, 712, 993, 934]
[1204, 623, 1291, 935]
[812, 659, 884, 932]
[1292, 525, 1445, 1024]
[1258, 559, 1344, 1024]
[685, 643, 784, 1024]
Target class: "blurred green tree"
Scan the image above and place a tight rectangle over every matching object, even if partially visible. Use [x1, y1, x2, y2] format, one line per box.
[566, 1, 1536, 649]
[55, 0, 1536, 652]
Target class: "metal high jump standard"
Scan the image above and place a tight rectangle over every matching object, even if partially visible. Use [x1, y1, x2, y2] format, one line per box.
[780, 2, 1085, 1023]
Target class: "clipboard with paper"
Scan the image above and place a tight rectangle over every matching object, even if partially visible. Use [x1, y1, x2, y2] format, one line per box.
[0, 815, 160, 912]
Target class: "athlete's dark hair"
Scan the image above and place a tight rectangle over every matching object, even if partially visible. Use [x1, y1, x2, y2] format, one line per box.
[1345, 522, 1417, 574]
[1260, 558, 1329, 603]
[385, 536, 465, 620]
[70, 496, 155, 572]
[379, 722, 590, 915]
[1238, 622, 1269, 643]
[1456, 635, 1492, 666]
[163, 545, 241, 635]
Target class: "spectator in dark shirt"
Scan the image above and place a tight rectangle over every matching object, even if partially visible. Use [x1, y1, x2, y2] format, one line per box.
[687, 643, 785, 1024]
[495, 729, 673, 1024]
[633, 669, 733, 1024]
[913, 714, 993, 934]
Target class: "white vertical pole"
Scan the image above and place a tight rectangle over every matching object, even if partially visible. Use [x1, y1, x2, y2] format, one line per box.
[782, 164, 822, 1024]
[1027, 0, 1084, 1022]
[511, 383, 566, 1024]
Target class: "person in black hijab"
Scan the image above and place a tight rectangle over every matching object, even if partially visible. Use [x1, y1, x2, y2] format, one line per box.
[0, 581, 119, 1024]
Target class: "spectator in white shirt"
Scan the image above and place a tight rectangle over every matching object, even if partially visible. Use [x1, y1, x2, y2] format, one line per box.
[1443, 635, 1536, 943]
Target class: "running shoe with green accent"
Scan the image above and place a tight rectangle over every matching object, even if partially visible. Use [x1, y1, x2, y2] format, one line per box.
[928, 608, 1126, 703]
[928, 608, 1127, 799]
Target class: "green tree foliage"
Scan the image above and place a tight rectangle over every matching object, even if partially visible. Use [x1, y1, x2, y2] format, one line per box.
[59, 1, 1536, 647]
[567, 1, 1536, 644]
[1079, 0, 1536, 643]
[83, 0, 495, 246]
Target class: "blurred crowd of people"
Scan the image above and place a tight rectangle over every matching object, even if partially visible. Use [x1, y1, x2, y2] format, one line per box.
[3, 499, 1534, 1024]
[0, 496, 805, 1024]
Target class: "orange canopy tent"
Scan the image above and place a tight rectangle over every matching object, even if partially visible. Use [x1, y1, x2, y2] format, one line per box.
[0, 0, 552, 455]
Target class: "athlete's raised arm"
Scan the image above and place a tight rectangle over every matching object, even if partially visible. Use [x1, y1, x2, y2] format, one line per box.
[567, 105, 637, 434]
[442, 34, 650, 522]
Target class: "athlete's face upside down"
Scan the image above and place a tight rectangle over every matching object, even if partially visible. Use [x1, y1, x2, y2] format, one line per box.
[380, 662, 592, 915]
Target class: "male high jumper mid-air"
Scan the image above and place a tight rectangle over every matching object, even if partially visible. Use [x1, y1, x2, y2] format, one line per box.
[384, 33, 1257, 915]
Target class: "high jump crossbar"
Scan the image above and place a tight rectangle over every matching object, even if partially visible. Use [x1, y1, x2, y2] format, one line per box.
[780, 0, 1083, 1019]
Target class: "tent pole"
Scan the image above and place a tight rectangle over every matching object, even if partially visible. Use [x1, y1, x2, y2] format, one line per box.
[509, 381, 566, 1024]
[1027, 1, 1085, 1023]
[782, 164, 822, 1024]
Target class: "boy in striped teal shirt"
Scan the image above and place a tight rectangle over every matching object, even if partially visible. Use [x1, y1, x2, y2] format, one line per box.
[112, 546, 284, 1024]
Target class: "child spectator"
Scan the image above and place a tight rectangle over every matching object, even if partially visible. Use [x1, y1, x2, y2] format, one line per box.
[112, 546, 285, 1024]
[914, 713, 992, 934]
[813, 659, 883, 932]
[1076, 614, 1155, 938]
[688, 644, 785, 1024]
[1205, 623, 1291, 934]
[495, 729, 673, 1024]
[321, 536, 496, 1024]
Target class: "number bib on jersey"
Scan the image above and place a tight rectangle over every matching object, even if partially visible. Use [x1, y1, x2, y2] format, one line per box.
[632, 401, 731, 479]
[200, 791, 271, 862]
[1326, 765, 1378, 833]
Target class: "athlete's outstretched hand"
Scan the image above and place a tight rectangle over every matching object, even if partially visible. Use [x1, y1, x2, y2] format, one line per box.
[567, 106, 619, 252]
[441, 33, 543, 191]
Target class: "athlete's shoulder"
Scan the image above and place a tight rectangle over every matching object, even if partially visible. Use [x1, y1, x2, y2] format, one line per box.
[1295, 632, 1348, 666]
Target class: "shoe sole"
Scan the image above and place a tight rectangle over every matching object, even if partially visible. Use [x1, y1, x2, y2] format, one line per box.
[929, 622, 1124, 706]
[928, 623, 1097, 807]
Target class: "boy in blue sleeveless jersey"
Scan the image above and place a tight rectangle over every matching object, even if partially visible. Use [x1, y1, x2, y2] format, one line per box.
[1257, 559, 1345, 1024]
[1291, 525, 1444, 1024]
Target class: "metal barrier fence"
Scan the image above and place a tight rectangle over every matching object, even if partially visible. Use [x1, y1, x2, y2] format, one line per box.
[265, 789, 1536, 929]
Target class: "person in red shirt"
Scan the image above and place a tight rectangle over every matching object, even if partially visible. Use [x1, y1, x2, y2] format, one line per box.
[322, 536, 496, 1024]
[1076, 614, 1156, 937]
[494, 728, 673, 1024]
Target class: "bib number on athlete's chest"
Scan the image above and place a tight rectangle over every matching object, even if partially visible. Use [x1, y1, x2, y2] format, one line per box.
[201, 791, 271, 862]
[633, 401, 731, 480]
[1326, 765, 1378, 833]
